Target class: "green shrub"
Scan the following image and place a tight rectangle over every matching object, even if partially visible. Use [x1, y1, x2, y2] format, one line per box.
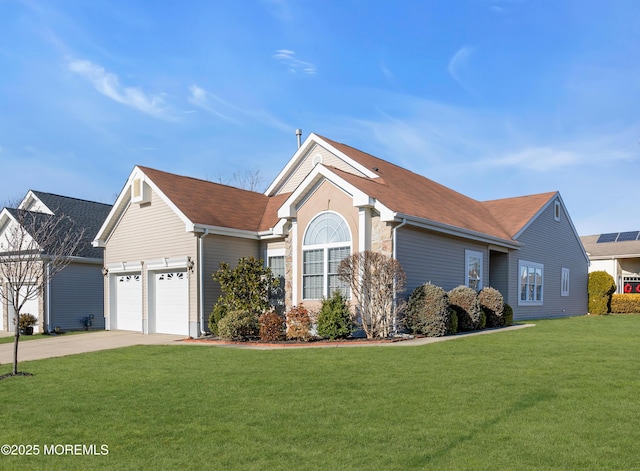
[212, 256, 280, 315]
[404, 283, 453, 337]
[448, 286, 483, 331]
[503, 303, 513, 326]
[478, 287, 505, 328]
[588, 271, 616, 315]
[208, 304, 228, 336]
[286, 305, 312, 341]
[18, 313, 38, 329]
[259, 311, 286, 341]
[216, 310, 258, 341]
[611, 294, 640, 314]
[317, 291, 353, 340]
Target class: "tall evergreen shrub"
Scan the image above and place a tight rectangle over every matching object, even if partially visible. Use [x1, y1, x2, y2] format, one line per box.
[588, 271, 616, 315]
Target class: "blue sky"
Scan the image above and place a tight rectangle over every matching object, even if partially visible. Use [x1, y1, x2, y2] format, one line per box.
[1, 0, 638, 236]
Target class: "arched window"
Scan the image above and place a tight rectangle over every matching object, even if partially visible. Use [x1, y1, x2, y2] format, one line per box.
[302, 212, 351, 299]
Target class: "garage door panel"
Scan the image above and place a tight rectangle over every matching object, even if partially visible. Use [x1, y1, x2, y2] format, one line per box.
[154, 271, 188, 335]
[115, 274, 142, 332]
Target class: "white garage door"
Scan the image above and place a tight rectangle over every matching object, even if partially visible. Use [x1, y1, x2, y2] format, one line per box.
[115, 274, 142, 332]
[153, 271, 188, 335]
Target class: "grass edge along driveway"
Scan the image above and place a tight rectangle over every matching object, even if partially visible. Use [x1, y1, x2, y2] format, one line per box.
[1, 315, 639, 470]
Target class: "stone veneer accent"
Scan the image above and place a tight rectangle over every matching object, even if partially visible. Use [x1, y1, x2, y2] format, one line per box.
[371, 213, 393, 258]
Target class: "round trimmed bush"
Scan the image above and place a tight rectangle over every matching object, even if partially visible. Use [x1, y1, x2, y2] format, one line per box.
[317, 291, 353, 340]
[217, 310, 258, 341]
[588, 271, 616, 315]
[259, 311, 286, 341]
[448, 285, 483, 331]
[478, 287, 505, 328]
[404, 283, 453, 337]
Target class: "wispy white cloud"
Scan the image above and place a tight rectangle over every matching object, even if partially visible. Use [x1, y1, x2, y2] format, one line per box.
[273, 49, 316, 75]
[187, 84, 242, 124]
[448, 46, 476, 93]
[68, 59, 173, 120]
[188, 84, 291, 132]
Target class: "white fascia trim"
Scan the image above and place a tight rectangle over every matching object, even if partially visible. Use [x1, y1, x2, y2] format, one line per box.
[277, 164, 372, 219]
[136, 168, 194, 230]
[192, 224, 260, 240]
[265, 133, 379, 196]
[106, 261, 143, 273]
[265, 135, 322, 196]
[312, 134, 380, 179]
[145, 256, 190, 270]
[397, 214, 521, 250]
[18, 190, 54, 214]
[589, 254, 640, 260]
[271, 219, 289, 237]
[93, 168, 139, 245]
[94, 166, 195, 246]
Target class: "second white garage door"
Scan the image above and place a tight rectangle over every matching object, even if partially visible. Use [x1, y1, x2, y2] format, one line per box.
[115, 274, 142, 331]
[153, 271, 188, 335]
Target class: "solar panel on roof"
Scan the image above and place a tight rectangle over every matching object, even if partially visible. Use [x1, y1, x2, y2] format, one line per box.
[597, 233, 618, 243]
[616, 231, 640, 242]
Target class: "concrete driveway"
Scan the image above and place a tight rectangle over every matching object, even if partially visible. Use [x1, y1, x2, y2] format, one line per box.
[0, 331, 184, 364]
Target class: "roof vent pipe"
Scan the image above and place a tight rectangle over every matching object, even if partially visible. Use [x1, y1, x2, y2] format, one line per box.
[296, 129, 302, 148]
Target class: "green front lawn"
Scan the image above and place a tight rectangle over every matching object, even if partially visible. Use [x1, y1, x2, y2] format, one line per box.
[1, 315, 640, 470]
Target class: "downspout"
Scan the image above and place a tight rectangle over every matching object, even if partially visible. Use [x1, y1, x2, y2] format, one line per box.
[46, 262, 51, 333]
[198, 229, 209, 337]
[392, 218, 408, 334]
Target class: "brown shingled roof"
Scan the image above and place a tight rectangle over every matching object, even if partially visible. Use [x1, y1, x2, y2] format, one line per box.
[139, 166, 276, 232]
[482, 192, 557, 238]
[318, 136, 526, 241]
[139, 134, 557, 242]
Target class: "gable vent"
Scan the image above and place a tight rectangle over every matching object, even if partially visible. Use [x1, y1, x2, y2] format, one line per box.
[131, 178, 150, 204]
[312, 154, 323, 166]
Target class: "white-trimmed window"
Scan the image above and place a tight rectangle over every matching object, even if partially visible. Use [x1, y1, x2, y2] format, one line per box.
[465, 250, 483, 291]
[561, 267, 570, 296]
[519, 260, 544, 305]
[302, 212, 351, 299]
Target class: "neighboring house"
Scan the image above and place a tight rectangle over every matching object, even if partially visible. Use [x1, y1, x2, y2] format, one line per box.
[581, 231, 640, 293]
[93, 133, 588, 337]
[0, 191, 112, 333]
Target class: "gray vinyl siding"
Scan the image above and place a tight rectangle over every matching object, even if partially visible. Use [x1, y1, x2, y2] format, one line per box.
[279, 144, 368, 194]
[509, 199, 588, 320]
[489, 250, 509, 296]
[396, 226, 489, 299]
[49, 262, 105, 331]
[201, 235, 261, 331]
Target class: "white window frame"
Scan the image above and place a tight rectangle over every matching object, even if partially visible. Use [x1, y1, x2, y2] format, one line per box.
[561, 267, 570, 296]
[302, 211, 351, 300]
[465, 250, 483, 291]
[518, 260, 544, 306]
